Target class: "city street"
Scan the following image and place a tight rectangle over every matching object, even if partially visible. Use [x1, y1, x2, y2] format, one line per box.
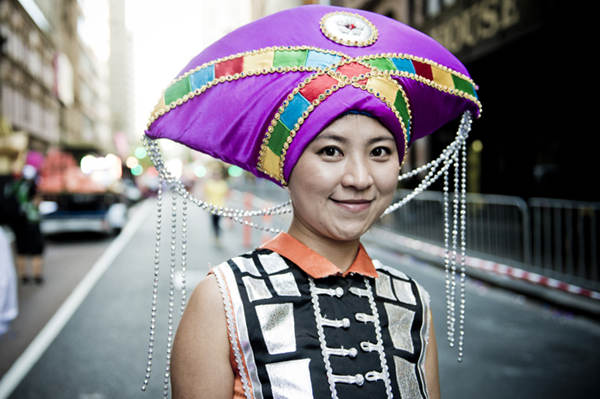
[0, 195, 599, 398]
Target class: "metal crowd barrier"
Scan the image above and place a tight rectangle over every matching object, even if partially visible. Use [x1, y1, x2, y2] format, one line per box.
[529, 198, 599, 287]
[380, 190, 599, 291]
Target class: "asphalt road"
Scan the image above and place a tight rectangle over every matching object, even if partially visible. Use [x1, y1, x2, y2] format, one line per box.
[0, 230, 112, 377]
[1, 195, 599, 398]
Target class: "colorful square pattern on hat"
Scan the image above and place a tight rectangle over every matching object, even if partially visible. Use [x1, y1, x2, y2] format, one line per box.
[149, 47, 479, 128]
[149, 46, 481, 184]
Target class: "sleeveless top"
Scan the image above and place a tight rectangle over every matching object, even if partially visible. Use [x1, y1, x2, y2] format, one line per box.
[210, 233, 431, 399]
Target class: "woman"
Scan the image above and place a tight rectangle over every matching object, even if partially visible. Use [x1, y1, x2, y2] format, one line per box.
[172, 113, 440, 398]
[143, 5, 480, 398]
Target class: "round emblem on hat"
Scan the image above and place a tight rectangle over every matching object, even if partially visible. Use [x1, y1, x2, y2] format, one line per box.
[320, 11, 378, 47]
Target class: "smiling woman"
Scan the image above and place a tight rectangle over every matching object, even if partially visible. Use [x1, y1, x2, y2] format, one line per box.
[141, 4, 480, 399]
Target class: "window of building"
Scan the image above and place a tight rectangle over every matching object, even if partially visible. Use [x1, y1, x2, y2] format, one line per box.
[426, 0, 440, 17]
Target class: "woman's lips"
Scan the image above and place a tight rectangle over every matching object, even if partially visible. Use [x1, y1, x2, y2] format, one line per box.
[330, 198, 373, 212]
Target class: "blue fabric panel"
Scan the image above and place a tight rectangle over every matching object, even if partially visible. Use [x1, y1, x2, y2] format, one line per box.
[280, 93, 311, 131]
[391, 58, 416, 74]
[305, 51, 342, 69]
[190, 65, 216, 89]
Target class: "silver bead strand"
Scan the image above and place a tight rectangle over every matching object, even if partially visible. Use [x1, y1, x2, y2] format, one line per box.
[163, 189, 177, 397]
[143, 135, 292, 230]
[443, 165, 454, 348]
[449, 144, 460, 346]
[180, 193, 188, 316]
[457, 114, 470, 362]
[141, 179, 163, 392]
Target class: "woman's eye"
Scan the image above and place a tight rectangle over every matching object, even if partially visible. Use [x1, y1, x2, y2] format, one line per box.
[318, 146, 342, 157]
[371, 146, 391, 157]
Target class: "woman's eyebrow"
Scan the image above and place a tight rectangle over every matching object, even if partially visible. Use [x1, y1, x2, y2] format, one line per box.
[313, 134, 395, 145]
[368, 136, 395, 145]
[312, 133, 347, 143]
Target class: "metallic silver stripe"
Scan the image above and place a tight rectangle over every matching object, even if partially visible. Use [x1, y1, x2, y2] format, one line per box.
[375, 272, 396, 300]
[220, 263, 265, 399]
[213, 265, 253, 399]
[231, 256, 261, 277]
[242, 276, 273, 302]
[415, 283, 431, 398]
[255, 303, 297, 355]
[393, 355, 423, 399]
[392, 278, 417, 305]
[258, 252, 288, 274]
[266, 358, 314, 399]
[269, 272, 301, 297]
[308, 277, 339, 399]
[384, 302, 415, 353]
[364, 278, 394, 399]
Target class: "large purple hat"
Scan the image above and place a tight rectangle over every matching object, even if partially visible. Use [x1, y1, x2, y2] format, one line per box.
[145, 5, 481, 186]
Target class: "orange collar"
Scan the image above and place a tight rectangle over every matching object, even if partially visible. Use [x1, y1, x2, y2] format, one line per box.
[260, 232, 378, 279]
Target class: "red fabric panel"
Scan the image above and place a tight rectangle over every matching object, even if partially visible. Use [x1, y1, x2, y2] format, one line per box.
[215, 57, 244, 78]
[299, 74, 339, 103]
[412, 61, 433, 80]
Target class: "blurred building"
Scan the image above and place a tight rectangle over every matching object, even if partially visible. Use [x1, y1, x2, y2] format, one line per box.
[1, 0, 114, 155]
[0, 0, 59, 152]
[108, 0, 134, 156]
[333, 0, 589, 201]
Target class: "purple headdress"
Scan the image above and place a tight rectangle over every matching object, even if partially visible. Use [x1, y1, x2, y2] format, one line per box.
[141, 5, 481, 395]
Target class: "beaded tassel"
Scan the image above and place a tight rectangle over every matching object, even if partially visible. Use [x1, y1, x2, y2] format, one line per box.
[386, 111, 472, 362]
[141, 179, 163, 392]
[458, 134, 468, 362]
[163, 191, 177, 397]
[180, 195, 188, 316]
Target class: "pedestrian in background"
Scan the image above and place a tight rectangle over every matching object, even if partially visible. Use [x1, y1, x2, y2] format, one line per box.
[203, 165, 229, 246]
[9, 159, 45, 285]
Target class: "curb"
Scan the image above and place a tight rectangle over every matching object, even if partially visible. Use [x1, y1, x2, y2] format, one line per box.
[364, 227, 600, 318]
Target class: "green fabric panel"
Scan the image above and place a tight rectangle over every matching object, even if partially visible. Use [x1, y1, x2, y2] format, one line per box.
[364, 57, 397, 72]
[273, 50, 309, 67]
[267, 121, 291, 156]
[164, 77, 191, 104]
[394, 91, 411, 140]
[451, 75, 476, 97]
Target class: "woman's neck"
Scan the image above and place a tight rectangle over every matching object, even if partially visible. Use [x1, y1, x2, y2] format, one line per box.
[287, 219, 360, 273]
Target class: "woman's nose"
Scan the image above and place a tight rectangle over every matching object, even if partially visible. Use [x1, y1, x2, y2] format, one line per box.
[341, 159, 374, 190]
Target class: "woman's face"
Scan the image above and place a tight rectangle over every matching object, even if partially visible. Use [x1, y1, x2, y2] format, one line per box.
[287, 114, 400, 243]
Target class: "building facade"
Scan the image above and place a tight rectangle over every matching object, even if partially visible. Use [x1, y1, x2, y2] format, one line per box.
[1, 0, 112, 155]
[0, 0, 60, 152]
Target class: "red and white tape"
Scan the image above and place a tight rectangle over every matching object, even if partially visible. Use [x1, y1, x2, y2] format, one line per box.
[372, 229, 600, 301]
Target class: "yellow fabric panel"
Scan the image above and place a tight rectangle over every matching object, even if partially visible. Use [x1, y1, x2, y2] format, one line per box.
[152, 95, 167, 115]
[261, 147, 282, 181]
[243, 50, 275, 73]
[431, 67, 455, 89]
[366, 77, 398, 105]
